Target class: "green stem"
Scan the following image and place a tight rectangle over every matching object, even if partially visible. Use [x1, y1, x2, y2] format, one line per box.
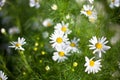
[19, 51, 32, 73]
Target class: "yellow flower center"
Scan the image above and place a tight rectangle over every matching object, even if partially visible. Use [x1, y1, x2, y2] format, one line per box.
[16, 43, 21, 47]
[0, 78, 2, 80]
[61, 26, 67, 32]
[86, 10, 92, 16]
[70, 42, 76, 47]
[59, 51, 65, 57]
[47, 22, 51, 27]
[90, 60, 95, 67]
[95, 43, 102, 49]
[56, 37, 63, 43]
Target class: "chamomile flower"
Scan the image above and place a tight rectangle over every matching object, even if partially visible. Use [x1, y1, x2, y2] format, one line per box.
[42, 19, 53, 27]
[0, 0, 6, 8]
[52, 46, 70, 62]
[84, 56, 102, 74]
[0, 70, 8, 80]
[81, 5, 96, 17]
[54, 21, 71, 34]
[89, 36, 111, 57]
[9, 37, 26, 51]
[89, 0, 94, 4]
[49, 30, 69, 49]
[67, 37, 80, 53]
[29, 0, 40, 8]
[109, 0, 120, 8]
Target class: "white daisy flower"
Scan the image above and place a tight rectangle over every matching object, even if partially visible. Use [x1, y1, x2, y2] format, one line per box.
[29, 0, 40, 8]
[0, 70, 8, 80]
[42, 19, 53, 27]
[109, 0, 120, 8]
[84, 56, 102, 74]
[81, 5, 96, 17]
[54, 21, 72, 34]
[89, 36, 111, 57]
[67, 37, 80, 53]
[89, 0, 94, 4]
[0, 0, 6, 8]
[49, 30, 69, 49]
[51, 4, 58, 10]
[52, 46, 70, 62]
[9, 37, 26, 51]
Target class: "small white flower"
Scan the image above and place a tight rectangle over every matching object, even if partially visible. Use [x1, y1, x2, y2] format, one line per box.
[54, 21, 71, 34]
[109, 0, 120, 8]
[67, 37, 80, 53]
[89, 36, 111, 57]
[42, 19, 53, 27]
[29, 0, 40, 8]
[52, 46, 70, 62]
[81, 5, 97, 18]
[84, 56, 102, 74]
[51, 4, 58, 10]
[9, 37, 26, 51]
[89, 0, 94, 4]
[8, 27, 20, 35]
[0, 0, 6, 7]
[0, 70, 8, 80]
[49, 30, 69, 49]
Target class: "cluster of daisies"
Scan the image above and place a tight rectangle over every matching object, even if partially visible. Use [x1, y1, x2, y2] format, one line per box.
[80, 0, 97, 23]
[8, 19, 111, 75]
[49, 21, 80, 63]
[85, 36, 111, 74]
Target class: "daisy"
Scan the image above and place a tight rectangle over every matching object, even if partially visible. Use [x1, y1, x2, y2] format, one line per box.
[49, 30, 69, 49]
[89, 36, 111, 57]
[9, 37, 26, 51]
[0, 0, 6, 8]
[67, 37, 80, 53]
[42, 19, 53, 27]
[89, 0, 94, 4]
[109, 0, 120, 8]
[52, 46, 70, 62]
[0, 70, 8, 80]
[29, 0, 40, 8]
[81, 5, 96, 17]
[54, 21, 71, 34]
[84, 56, 102, 74]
